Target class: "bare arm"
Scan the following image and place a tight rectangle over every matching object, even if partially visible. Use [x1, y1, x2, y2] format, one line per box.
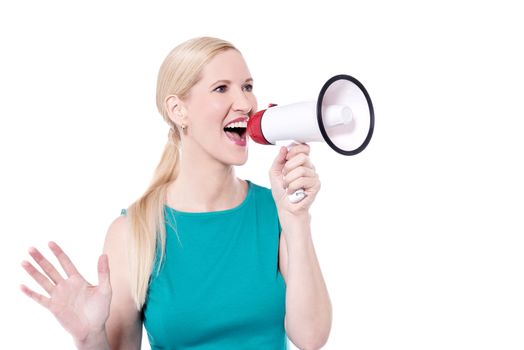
[103, 215, 143, 350]
[270, 143, 332, 349]
[279, 219, 332, 350]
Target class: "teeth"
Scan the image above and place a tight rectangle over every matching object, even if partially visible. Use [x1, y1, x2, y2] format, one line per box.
[225, 121, 247, 128]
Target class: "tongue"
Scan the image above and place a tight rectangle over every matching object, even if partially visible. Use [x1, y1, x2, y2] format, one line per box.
[225, 130, 242, 141]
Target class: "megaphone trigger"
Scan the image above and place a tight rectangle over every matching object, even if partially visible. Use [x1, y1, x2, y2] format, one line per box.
[288, 189, 306, 203]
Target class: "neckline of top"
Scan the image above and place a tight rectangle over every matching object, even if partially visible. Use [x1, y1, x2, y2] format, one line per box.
[164, 180, 253, 216]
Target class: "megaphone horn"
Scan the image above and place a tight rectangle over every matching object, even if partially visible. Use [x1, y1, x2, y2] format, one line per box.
[247, 74, 375, 156]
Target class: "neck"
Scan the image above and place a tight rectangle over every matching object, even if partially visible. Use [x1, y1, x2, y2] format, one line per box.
[166, 145, 246, 213]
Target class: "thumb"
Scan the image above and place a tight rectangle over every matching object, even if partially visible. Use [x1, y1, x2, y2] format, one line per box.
[97, 254, 111, 294]
[269, 147, 288, 191]
[270, 147, 287, 174]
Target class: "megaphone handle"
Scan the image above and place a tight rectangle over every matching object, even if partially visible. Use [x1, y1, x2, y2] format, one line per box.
[276, 140, 307, 204]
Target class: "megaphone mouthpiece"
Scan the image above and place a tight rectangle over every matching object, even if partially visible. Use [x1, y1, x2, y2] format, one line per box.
[247, 109, 271, 145]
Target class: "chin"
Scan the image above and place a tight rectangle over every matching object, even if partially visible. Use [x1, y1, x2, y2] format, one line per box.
[230, 156, 248, 166]
[227, 151, 248, 166]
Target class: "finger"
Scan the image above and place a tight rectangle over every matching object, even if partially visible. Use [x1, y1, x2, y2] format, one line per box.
[282, 154, 314, 176]
[20, 284, 50, 309]
[28, 247, 64, 284]
[21, 260, 54, 294]
[97, 254, 111, 295]
[283, 167, 317, 188]
[48, 241, 80, 278]
[287, 176, 319, 194]
[285, 143, 310, 160]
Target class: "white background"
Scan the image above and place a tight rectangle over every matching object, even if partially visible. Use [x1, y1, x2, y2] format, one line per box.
[1, 1, 523, 349]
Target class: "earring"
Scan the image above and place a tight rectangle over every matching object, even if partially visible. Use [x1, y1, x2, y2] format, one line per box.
[181, 124, 187, 130]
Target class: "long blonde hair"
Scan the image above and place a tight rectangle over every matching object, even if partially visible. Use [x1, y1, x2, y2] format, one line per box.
[126, 37, 237, 310]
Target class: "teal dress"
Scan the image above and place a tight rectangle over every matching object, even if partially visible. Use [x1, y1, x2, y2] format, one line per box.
[124, 180, 288, 349]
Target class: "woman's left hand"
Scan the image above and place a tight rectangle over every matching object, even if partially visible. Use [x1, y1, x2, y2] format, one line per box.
[269, 143, 321, 220]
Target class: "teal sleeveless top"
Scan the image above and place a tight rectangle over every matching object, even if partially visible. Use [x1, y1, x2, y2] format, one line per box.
[124, 181, 287, 349]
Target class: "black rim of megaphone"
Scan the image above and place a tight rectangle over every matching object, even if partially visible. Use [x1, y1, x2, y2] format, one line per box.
[317, 74, 375, 156]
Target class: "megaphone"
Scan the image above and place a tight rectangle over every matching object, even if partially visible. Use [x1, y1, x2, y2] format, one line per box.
[247, 74, 374, 202]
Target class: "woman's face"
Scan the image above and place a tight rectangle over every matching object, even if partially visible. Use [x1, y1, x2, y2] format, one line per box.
[180, 49, 257, 166]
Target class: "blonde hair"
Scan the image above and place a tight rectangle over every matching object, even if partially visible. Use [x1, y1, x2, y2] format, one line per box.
[125, 37, 237, 310]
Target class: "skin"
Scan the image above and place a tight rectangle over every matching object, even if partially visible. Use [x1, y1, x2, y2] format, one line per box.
[21, 49, 332, 350]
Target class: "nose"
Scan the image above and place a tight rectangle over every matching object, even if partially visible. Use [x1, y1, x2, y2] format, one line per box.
[232, 88, 253, 114]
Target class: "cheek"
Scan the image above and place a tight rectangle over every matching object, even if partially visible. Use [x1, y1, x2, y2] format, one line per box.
[250, 95, 258, 113]
[186, 92, 229, 120]
[209, 99, 230, 115]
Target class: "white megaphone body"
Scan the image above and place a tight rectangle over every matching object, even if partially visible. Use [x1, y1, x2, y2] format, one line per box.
[247, 74, 374, 203]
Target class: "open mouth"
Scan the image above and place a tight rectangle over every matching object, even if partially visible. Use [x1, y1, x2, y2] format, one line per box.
[223, 120, 248, 145]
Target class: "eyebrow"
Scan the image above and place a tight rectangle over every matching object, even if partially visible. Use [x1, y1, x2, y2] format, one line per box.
[209, 78, 253, 88]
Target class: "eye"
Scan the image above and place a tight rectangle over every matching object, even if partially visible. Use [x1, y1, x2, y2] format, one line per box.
[213, 85, 228, 93]
[243, 84, 253, 92]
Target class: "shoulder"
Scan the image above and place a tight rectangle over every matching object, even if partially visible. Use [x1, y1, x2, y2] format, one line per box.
[248, 180, 274, 201]
[246, 180, 280, 227]
[247, 180, 277, 208]
[103, 210, 131, 254]
[102, 211, 134, 298]
[108, 210, 130, 235]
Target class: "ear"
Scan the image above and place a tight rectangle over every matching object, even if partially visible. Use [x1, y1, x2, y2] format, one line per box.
[165, 95, 188, 127]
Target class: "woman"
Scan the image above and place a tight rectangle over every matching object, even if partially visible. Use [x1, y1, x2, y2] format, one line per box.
[21, 37, 332, 350]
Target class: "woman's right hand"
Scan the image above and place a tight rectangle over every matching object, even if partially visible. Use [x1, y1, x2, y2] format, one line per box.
[21, 241, 112, 344]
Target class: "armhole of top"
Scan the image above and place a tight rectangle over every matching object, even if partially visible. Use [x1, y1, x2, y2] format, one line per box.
[120, 208, 128, 216]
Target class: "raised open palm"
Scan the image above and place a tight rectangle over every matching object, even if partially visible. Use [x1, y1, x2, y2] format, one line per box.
[21, 241, 112, 342]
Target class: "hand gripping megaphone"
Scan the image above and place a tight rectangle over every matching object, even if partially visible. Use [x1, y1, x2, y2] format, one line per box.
[247, 74, 374, 203]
